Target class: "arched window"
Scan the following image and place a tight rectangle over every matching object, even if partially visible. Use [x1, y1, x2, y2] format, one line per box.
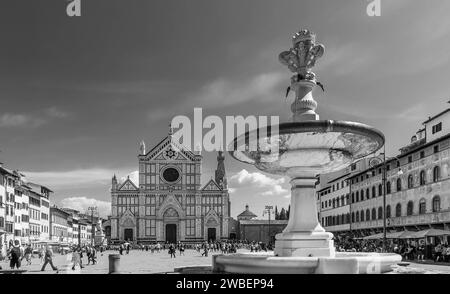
[378, 207, 383, 219]
[351, 193, 355, 203]
[341, 196, 345, 207]
[346, 194, 349, 205]
[356, 191, 359, 202]
[360, 210, 364, 222]
[352, 212, 355, 223]
[356, 211, 360, 222]
[346, 213, 350, 224]
[419, 198, 426, 214]
[396, 178, 402, 191]
[386, 181, 391, 194]
[432, 196, 441, 212]
[408, 175, 414, 189]
[386, 205, 391, 218]
[360, 189, 364, 201]
[420, 170, 426, 185]
[341, 214, 345, 224]
[336, 216, 339, 225]
[333, 198, 336, 208]
[378, 184, 382, 196]
[395, 203, 402, 217]
[433, 166, 440, 182]
[407, 201, 414, 216]
[366, 188, 370, 199]
[372, 186, 376, 198]
[366, 209, 370, 221]
[372, 208, 376, 220]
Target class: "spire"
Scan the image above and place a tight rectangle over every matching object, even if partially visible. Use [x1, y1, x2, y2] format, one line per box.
[139, 140, 146, 155]
[112, 174, 117, 190]
[245, 204, 249, 211]
[168, 121, 173, 137]
[215, 150, 227, 189]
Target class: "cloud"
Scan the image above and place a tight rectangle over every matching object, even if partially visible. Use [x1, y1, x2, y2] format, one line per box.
[45, 106, 71, 119]
[192, 72, 285, 107]
[0, 113, 45, 128]
[22, 168, 116, 189]
[230, 169, 285, 187]
[261, 185, 288, 196]
[120, 170, 139, 186]
[0, 107, 71, 128]
[147, 71, 285, 122]
[60, 197, 111, 218]
[229, 169, 288, 197]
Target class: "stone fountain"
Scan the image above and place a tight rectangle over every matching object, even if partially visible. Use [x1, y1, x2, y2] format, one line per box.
[213, 29, 402, 274]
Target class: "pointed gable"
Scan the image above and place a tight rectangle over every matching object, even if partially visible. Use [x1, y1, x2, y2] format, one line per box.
[142, 136, 198, 162]
[118, 178, 139, 191]
[201, 179, 222, 191]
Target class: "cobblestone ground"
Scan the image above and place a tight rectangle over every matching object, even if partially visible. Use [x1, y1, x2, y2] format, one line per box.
[1, 250, 450, 274]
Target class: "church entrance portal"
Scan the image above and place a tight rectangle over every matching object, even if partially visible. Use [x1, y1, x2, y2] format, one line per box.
[208, 228, 216, 242]
[124, 228, 133, 241]
[166, 224, 177, 243]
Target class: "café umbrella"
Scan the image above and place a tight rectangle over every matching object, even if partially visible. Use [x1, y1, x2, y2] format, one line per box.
[410, 229, 450, 239]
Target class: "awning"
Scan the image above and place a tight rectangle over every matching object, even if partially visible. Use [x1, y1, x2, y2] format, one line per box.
[362, 232, 384, 240]
[411, 229, 450, 238]
[386, 231, 415, 239]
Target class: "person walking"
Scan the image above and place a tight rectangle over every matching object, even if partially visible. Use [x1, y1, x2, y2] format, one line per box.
[22, 244, 33, 266]
[169, 244, 176, 258]
[41, 245, 58, 272]
[9, 240, 23, 270]
[71, 247, 84, 271]
[179, 244, 185, 256]
[201, 243, 209, 257]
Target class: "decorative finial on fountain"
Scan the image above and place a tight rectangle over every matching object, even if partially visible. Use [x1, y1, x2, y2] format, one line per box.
[279, 29, 325, 121]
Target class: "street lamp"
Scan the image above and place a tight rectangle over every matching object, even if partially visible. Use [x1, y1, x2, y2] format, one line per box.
[87, 207, 97, 247]
[369, 148, 403, 253]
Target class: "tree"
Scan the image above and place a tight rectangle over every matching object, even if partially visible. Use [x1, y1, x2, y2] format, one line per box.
[275, 206, 279, 220]
[279, 208, 287, 220]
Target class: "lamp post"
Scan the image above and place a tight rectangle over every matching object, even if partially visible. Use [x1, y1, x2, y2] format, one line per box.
[88, 207, 97, 247]
[263, 206, 274, 246]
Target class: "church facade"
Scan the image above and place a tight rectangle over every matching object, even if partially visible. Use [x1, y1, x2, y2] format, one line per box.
[110, 130, 230, 244]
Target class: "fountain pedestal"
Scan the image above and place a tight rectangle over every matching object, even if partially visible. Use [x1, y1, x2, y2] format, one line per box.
[275, 177, 335, 257]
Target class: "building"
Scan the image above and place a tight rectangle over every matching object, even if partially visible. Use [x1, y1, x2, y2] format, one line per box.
[28, 182, 52, 244]
[110, 129, 230, 244]
[236, 205, 288, 244]
[318, 108, 450, 240]
[50, 206, 71, 244]
[317, 158, 371, 233]
[0, 165, 20, 256]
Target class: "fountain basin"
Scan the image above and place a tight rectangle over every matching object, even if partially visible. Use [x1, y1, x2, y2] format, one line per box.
[229, 120, 384, 177]
[213, 252, 402, 274]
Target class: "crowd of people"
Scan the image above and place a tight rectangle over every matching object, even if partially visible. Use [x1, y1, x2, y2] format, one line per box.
[0, 239, 106, 272]
[333, 233, 450, 262]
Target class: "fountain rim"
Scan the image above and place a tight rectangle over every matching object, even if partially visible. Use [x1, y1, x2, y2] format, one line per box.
[227, 120, 385, 163]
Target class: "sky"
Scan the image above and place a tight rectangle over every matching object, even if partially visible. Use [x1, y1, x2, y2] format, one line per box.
[1, 0, 449, 218]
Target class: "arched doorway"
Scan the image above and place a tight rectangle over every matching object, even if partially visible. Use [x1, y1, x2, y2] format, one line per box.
[163, 207, 179, 243]
[208, 228, 216, 241]
[166, 224, 177, 243]
[124, 228, 133, 241]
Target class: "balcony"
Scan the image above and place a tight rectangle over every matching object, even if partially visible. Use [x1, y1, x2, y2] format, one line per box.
[388, 210, 450, 227]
